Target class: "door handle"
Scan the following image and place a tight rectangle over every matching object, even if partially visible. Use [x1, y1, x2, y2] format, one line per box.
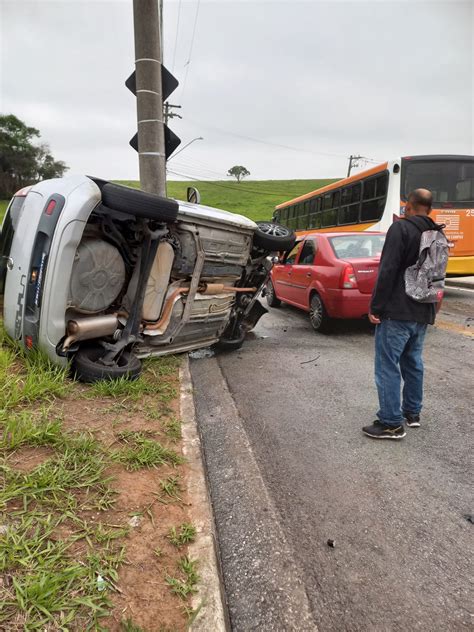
[306, 272, 312, 278]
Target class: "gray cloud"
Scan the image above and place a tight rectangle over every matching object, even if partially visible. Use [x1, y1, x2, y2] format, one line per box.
[1, 0, 472, 182]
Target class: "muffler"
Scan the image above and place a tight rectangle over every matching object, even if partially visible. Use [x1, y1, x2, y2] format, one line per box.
[61, 314, 119, 351]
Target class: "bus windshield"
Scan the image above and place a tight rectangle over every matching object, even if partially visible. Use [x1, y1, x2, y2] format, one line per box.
[402, 158, 474, 205]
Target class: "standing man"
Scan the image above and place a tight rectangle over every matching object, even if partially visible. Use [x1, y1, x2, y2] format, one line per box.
[363, 188, 444, 440]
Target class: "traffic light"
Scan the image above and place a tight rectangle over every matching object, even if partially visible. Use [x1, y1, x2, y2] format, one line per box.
[126, 65, 181, 159]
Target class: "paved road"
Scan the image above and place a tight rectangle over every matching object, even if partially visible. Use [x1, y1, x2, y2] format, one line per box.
[190, 288, 474, 631]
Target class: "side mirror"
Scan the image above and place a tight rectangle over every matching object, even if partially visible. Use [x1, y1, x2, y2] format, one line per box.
[187, 186, 201, 204]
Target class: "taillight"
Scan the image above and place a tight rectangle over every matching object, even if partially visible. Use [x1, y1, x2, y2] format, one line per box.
[340, 264, 358, 289]
[45, 199, 56, 215]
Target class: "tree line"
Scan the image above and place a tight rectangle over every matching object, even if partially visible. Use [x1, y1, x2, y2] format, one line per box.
[0, 114, 67, 199]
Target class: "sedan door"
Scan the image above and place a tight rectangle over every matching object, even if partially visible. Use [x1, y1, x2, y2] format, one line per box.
[288, 238, 317, 309]
[272, 241, 303, 303]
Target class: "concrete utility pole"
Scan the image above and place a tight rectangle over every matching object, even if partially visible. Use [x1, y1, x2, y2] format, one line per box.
[132, 0, 166, 196]
[347, 155, 372, 177]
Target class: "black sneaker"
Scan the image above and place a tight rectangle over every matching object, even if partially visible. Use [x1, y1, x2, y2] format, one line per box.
[362, 420, 406, 440]
[404, 413, 421, 428]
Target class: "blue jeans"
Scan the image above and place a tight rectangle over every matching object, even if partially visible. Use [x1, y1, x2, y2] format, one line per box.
[374, 319, 427, 427]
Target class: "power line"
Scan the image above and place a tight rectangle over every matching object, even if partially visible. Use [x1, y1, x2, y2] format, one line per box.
[171, 159, 327, 195]
[180, 0, 201, 103]
[171, 0, 182, 72]
[184, 117, 381, 164]
[184, 118, 349, 160]
[167, 169, 297, 198]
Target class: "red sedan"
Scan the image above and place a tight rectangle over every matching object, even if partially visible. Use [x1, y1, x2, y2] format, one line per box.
[266, 231, 385, 331]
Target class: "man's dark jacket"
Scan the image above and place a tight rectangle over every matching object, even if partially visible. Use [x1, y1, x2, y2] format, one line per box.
[371, 215, 444, 325]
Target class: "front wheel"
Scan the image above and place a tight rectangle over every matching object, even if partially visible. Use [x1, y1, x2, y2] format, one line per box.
[309, 293, 332, 333]
[73, 344, 142, 383]
[253, 222, 295, 252]
[266, 280, 281, 308]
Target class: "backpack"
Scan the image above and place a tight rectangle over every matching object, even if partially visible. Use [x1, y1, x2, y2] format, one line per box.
[404, 218, 450, 303]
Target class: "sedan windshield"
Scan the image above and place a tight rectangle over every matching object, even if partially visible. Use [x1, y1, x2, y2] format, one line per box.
[329, 234, 385, 259]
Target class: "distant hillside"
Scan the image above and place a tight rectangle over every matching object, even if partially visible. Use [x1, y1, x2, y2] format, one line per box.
[116, 179, 339, 222]
[0, 179, 340, 224]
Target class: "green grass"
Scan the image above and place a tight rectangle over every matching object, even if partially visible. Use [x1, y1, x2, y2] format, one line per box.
[167, 522, 196, 548]
[0, 332, 188, 628]
[112, 430, 183, 471]
[115, 178, 338, 222]
[0, 200, 8, 222]
[166, 555, 199, 600]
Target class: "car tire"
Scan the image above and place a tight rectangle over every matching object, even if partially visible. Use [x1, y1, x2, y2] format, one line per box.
[266, 280, 281, 307]
[214, 322, 246, 351]
[73, 344, 142, 383]
[101, 183, 179, 222]
[253, 222, 295, 252]
[309, 293, 332, 333]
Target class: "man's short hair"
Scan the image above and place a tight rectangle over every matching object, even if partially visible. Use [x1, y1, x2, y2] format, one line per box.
[408, 189, 433, 211]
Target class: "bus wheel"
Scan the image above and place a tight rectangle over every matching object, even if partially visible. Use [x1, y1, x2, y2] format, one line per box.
[309, 294, 331, 332]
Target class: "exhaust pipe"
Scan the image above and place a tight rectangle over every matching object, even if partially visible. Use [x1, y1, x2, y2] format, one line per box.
[62, 314, 119, 351]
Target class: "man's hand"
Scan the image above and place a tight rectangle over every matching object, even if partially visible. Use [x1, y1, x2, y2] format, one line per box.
[368, 313, 381, 325]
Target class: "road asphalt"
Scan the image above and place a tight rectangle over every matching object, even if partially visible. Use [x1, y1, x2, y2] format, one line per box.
[190, 287, 473, 631]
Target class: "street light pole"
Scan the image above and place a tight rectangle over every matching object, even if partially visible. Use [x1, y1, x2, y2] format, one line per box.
[167, 136, 204, 160]
[132, 0, 166, 196]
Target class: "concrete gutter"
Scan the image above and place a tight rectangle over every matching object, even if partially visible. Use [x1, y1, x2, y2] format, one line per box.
[180, 356, 229, 632]
[445, 276, 474, 290]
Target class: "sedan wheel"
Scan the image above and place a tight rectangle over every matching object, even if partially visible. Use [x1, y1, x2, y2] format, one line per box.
[309, 294, 331, 332]
[266, 280, 281, 308]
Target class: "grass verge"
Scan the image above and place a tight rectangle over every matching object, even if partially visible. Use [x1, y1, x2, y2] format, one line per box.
[0, 331, 194, 631]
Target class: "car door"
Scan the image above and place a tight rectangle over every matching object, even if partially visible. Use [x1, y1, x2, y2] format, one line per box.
[272, 241, 303, 303]
[289, 238, 317, 309]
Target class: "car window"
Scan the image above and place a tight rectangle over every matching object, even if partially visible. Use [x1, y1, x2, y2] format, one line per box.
[285, 242, 302, 264]
[297, 240, 316, 265]
[329, 234, 385, 259]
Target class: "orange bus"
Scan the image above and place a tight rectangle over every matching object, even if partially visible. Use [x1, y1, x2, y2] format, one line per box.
[273, 155, 474, 275]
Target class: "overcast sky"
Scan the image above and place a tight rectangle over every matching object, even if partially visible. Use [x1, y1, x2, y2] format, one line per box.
[0, 0, 472, 181]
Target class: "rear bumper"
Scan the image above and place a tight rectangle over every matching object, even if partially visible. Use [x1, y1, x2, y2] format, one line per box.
[323, 288, 372, 319]
[446, 256, 474, 276]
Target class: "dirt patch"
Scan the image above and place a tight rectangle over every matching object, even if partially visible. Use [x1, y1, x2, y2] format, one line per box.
[8, 445, 55, 472]
[66, 374, 191, 631]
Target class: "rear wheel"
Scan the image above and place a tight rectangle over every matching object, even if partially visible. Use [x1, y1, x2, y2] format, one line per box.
[309, 293, 332, 333]
[73, 344, 142, 383]
[266, 280, 281, 308]
[215, 320, 246, 351]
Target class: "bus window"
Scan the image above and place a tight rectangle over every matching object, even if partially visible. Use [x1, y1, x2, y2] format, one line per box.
[361, 198, 385, 222]
[322, 193, 332, 210]
[363, 178, 376, 200]
[360, 173, 387, 222]
[322, 209, 337, 227]
[309, 212, 321, 229]
[352, 183, 361, 201]
[332, 190, 341, 208]
[339, 204, 359, 225]
[376, 174, 388, 197]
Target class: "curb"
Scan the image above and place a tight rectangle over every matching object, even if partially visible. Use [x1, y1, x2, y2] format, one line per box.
[445, 277, 474, 290]
[179, 356, 229, 632]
